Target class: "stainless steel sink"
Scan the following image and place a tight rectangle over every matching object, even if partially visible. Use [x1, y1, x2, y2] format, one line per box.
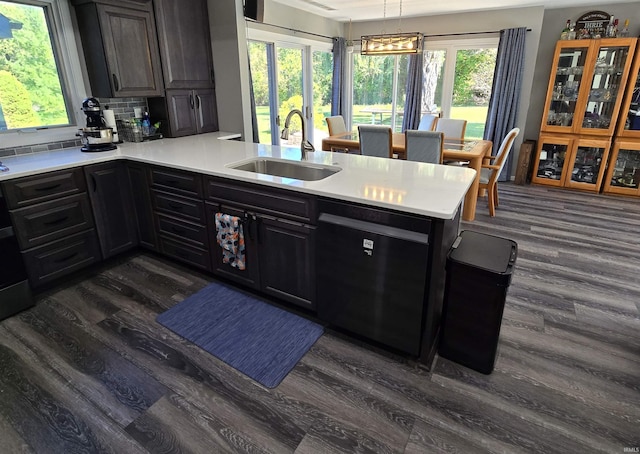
[227, 158, 341, 181]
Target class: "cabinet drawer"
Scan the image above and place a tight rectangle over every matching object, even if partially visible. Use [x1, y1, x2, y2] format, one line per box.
[157, 214, 208, 249]
[159, 236, 211, 272]
[150, 167, 203, 198]
[206, 177, 316, 222]
[11, 194, 95, 250]
[152, 190, 205, 224]
[22, 229, 101, 287]
[2, 168, 87, 209]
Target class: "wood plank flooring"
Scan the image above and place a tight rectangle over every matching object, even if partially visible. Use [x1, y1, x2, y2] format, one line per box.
[1, 182, 639, 453]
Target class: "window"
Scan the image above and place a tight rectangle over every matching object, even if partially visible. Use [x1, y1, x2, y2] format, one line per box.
[352, 53, 408, 132]
[423, 38, 499, 139]
[0, 0, 86, 147]
[349, 37, 498, 139]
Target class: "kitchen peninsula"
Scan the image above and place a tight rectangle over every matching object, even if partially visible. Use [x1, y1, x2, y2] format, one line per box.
[0, 133, 475, 366]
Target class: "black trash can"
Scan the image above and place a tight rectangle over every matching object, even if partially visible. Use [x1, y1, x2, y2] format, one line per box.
[438, 230, 517, 374]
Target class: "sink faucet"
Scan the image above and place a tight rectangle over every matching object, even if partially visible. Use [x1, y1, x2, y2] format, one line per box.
[280, 109, 315, 160]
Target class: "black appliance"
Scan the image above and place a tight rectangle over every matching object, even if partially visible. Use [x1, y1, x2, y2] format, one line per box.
[439, 230, 517, 374]
[316, 201, 432, 356]
[0, 187, 33, 320]
[78, 97, 117, 152]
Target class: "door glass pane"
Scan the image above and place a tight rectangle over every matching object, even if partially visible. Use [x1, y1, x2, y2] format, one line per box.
[277, 46, 303, 148]
[610, 148, 640, 188]
[570, 145, 604, 184]
[584, 45, 630, 131]
[451, 48, 497, 139]
[393, 54, 409, 132]
[621, 66, 640, 132]
[548, 47, 588, 129]
[312, 49, 333, 149]
[248, 41, 271, 144]
[422, 49, 446, 113]
[0, 1, 71, 130]
[536, 142, 567, 180]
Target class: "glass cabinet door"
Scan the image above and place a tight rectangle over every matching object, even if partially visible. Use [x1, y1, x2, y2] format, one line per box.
[543, 43, 590, 133]
[617, 44, 640, 139]
[581, 42, 634, 136]
[564, 138, 611, 191]
[603, 141, 640, 195]
[531, 135, 573, 186]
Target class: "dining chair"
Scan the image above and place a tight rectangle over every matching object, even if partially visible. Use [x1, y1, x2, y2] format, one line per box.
[435, 118, 467, 140]
[325, 115, 350, 153]
[358, 125, 393, 158]
[325, 115, 347, 136]
[405, 130, 444, 164]
[478, 127, 520, 217]
[417, 114, 438, 131]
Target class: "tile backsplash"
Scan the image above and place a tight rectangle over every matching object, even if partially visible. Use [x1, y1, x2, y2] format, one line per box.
[0, 97, 148, 158]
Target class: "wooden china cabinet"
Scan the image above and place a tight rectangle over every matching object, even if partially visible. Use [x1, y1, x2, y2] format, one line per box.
[603, 42, 640, 196]
[532, 38, 638, 192]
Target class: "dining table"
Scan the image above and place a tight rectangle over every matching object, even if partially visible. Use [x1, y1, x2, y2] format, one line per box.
[321, 131, 492, 222]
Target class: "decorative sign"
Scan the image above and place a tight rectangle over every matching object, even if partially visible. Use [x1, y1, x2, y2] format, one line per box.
[575, 11, 611, 39]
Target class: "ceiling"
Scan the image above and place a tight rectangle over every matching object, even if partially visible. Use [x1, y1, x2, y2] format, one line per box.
[274, 0, 638, 22]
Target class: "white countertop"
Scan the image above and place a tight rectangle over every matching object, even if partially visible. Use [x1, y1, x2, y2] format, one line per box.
[0, 132, 476, 220]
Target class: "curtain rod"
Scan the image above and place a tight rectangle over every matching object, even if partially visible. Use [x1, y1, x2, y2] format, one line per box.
[247, 20, 334, 40]
[425, 28, 531, 38]
[247, 20, 531, 41]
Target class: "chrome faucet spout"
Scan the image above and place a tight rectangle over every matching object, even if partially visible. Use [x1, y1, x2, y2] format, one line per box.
[281, 109, 315, 160]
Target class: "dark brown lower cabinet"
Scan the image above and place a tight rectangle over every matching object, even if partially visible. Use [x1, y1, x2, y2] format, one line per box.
[258, 215, 316, 309]
[206, 203, 316, 310]
[127, 163, 158, 251]
[85, 162, 138, 259]
[21, 229, 101, 287]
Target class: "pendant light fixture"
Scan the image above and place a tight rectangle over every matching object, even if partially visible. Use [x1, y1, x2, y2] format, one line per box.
[361, 0, 423, 56]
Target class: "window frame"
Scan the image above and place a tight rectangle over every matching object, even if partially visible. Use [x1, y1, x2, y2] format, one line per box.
[0, 0, 88, 148]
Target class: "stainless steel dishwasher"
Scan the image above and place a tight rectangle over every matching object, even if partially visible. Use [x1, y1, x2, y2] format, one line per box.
[316, 200, 431, 356]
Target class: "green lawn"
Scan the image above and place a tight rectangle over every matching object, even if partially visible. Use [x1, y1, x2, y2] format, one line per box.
[255, 105, 488, 143]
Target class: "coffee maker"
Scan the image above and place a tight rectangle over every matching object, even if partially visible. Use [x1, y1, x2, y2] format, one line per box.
[77, 97, 117, 152]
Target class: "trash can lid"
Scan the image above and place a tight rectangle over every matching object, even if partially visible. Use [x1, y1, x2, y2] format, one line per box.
[449, 230, 517, 275]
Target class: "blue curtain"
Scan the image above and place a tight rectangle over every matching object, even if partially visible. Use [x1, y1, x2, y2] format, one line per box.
[331, 37, 346, 116]
[402, 51, 424, 131]
[484, 27, 527, 180]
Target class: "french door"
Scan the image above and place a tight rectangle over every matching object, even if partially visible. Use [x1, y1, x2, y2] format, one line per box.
[248, 32, 333, 149]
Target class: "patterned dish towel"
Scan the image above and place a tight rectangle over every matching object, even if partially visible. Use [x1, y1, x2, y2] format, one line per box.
[214, 213, 246, 270]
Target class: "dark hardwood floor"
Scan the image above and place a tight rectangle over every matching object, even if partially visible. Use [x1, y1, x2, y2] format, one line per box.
[1, 182, 639, 453]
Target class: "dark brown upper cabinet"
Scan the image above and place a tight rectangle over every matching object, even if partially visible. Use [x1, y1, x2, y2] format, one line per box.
[153, 0, 215, 90]
[72, 0, 164, 97]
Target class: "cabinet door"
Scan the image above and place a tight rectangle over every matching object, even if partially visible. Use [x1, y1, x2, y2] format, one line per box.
[603, 140, 640, 196]
[85, 162, 138, 258]
[531, 134, 574, 186]
[579, 39, 636, 137]
[617, 41, 640, 139]
[541, 41, 591, 134]
[166, 89, 197, 137]
[258, 215, 316, 309]
[153, 0, 214, 89]
[563, 137, 611, 191]
[194, 89, 219, 134]
[97, 4, 163, 97]
[207, 204, 260, 290]
[127, 163, 158, 251]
